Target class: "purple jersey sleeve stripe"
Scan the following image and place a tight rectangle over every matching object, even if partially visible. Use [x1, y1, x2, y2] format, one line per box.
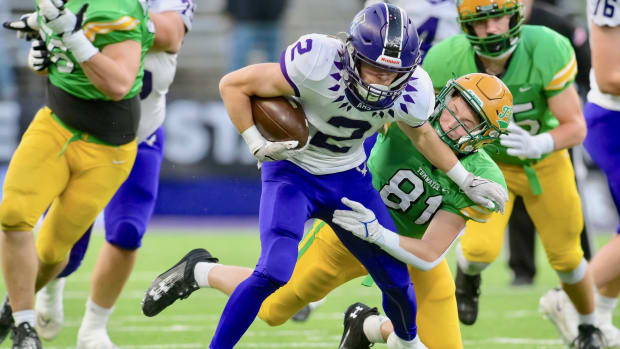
[280, 50, 300, 97]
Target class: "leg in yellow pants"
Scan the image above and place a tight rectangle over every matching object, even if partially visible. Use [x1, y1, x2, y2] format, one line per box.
[461, 150, 584, 272]
[259, 220, 463, 349]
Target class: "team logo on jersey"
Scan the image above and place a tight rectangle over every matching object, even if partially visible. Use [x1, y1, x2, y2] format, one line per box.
[497, 105, 513, 129]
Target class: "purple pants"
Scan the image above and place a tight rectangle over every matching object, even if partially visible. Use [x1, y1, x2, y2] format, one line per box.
[58, 127, 165, 277]
[210, 160, 418, 349]
[583, 102, 620, 234]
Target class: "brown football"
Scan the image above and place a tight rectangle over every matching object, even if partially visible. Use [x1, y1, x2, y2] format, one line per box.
[250, 96, 309, 149]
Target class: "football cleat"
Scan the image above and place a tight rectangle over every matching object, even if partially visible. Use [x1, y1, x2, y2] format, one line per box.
[539, 288, 578, 345]
[142, 248, 219, 317]
[338, 302, 379, 349]
[571, 324, 606, 349]
[35, 277, 66, 340]
[0, 297, 14, 344]
[77, 328, 120, 349]
[455, 266, 481, 325]
[10, 322, 42, 349]
[598, 323, 620, 348]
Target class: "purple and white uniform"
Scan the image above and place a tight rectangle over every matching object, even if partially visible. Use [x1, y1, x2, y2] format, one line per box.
[583, 0, 620, 234]
[210, 34, 435, 349]
[60, 0, 194, 277]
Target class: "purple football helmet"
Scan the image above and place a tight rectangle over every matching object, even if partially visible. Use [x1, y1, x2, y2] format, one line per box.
[343, 3, 421, 111]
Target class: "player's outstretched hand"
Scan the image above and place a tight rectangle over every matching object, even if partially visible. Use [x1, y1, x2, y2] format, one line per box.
[3, 12, 40, 41]
[28, 39, 51, 72]
[333, 198, 387, 245]
[460, 174, 508, 213]
[500, 123, 555, 159]
[39, 0, 88, 37]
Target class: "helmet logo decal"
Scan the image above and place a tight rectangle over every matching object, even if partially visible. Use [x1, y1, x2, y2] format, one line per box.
[497, 105, 513, 129]
[377, 55, 403, 67]
[382, 4, 404, 60]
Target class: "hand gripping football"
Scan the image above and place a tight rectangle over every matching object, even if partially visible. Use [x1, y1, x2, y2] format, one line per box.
[250, 96, 309, 149]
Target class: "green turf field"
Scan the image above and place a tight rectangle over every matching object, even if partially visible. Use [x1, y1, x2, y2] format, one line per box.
[1, 229, 617, 349]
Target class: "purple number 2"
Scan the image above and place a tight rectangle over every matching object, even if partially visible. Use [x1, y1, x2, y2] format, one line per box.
[290, 39, 313, 61]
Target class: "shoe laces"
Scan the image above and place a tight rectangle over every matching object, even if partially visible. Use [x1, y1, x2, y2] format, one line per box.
[572, 324, 607, 349]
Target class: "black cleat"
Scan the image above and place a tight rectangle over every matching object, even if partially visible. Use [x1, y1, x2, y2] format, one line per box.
[142, 248, 218, 317]
[291, 305, 311, 322]
[455, 265, 481, 325]
[10, 322, 41, 349]
[571, 324, 606, 349]
[338, 302, 379, 349]
[0, 297, 14, 344]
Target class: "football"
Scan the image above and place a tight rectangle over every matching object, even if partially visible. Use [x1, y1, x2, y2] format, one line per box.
[250, 96, 309, 149]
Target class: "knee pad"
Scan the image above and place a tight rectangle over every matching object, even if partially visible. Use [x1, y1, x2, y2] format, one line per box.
[0, 196, 33, 232]
[556, 258, 588, 285]
[456, 243, 489, 275]
[106, 220, 144, 250]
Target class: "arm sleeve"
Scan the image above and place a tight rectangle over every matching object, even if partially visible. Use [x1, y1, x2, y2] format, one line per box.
[83, 11, 144, 47]
[150, 0, 196, 31]
[279, 34, 338, 97]
[392, 67, 435, 127]
[537, 30, 578, 98]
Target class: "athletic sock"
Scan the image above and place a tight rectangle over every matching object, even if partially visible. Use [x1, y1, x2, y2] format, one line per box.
[363, 314, 388, 343]
[595, 291, 618, 326]
[578, 312, 596, 326]
[13, 310, 35, 327]
[194, 262, 220, 288]
[80, 298, 113, 331]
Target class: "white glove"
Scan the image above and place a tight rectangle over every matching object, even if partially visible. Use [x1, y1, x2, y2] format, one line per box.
[500, 122, 555, 159]
[241, 125, 299, 164]
[461, 173, 508, 213]
[2, 12, 40, 41]
[332, 198, 388, 245]
[446, 162, 507, 212]
[39, 0, 97, 63]
[28, 39, 51, 72]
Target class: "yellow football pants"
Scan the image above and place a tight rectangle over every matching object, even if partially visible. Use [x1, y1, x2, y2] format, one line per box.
[258, 220, 463, 349]
[461, 150, 584, 272]
[0, 107, 136, 264]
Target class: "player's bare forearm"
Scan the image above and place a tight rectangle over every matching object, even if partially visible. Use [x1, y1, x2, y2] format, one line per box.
[80, 40, 142, 101]
[547, 85, 587, 150]
[591, 24, 620, 95]
[397, 121, 458, 173]
[400, 210, 464, 263]
[150, 11, 185, 53]
[219, 63, 295, 133]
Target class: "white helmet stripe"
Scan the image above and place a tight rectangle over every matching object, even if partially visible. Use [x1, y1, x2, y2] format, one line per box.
[381, 4, 404, 59]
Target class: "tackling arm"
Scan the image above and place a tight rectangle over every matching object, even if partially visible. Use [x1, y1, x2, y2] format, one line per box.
[397, 121, 458, 173]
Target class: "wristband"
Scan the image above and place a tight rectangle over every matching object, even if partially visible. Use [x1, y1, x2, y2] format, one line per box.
[62, 30, 98, 63]
[241, 125, 266, 151]
[536, 132, 555, 154]
[446, 161, 469, 187]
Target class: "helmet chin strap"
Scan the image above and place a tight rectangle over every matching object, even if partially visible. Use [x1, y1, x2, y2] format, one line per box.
[475, 38, 518, 60]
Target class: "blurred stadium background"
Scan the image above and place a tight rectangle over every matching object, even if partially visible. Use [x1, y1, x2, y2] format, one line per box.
[0, 0, 618, 348]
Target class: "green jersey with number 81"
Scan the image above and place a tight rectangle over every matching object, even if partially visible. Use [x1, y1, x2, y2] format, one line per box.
[38, 0, 154, 100]
[422, 25, 577, 166]
[368, 124, 506, 240]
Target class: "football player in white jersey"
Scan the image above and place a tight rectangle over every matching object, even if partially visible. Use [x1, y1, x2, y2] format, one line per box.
[141, 4, 507, 348]
[539, 0, 620, 347]
[1, 1, 193, 348]
[365, 0, 460, 60]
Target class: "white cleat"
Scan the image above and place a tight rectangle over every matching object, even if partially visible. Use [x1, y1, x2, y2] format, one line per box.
[35, 278, 66, 341]
[539, 288, 579, 346]
[598, 323, 620, 348]
[77, 329, 121, 349]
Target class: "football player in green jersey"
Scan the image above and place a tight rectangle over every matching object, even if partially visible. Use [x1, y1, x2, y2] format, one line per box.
[0, 0, 153, 347]
[140, 73, 512, 349]
[422, 0, 604, 347]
